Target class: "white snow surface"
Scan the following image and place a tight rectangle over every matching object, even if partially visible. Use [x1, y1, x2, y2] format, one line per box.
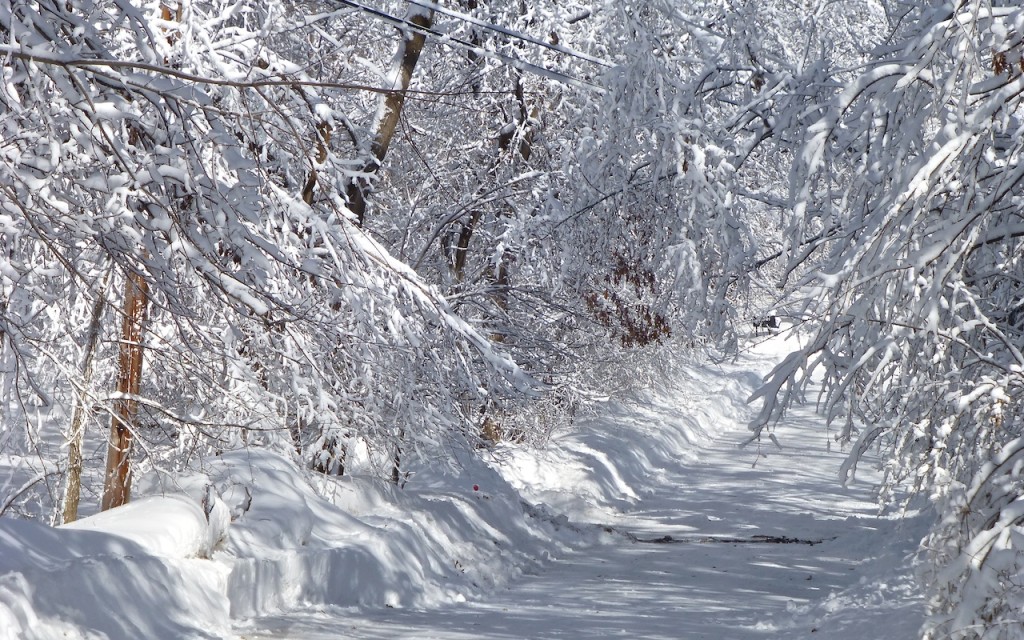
[0, 333, 925, 639]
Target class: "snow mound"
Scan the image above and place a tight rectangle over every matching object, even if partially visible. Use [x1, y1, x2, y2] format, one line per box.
[0, 445, 582, 639]
[0, 517, 229, 640]
[63, 495, 229, 559]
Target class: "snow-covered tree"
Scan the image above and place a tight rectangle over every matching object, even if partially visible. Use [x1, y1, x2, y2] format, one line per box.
[0, 0, 533, 518]
[360, 0, 809, 411]
[748, 2, 1024, 636]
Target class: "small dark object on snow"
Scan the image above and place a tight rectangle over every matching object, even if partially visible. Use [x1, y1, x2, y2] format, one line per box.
[634, 533, 832, 546]
[753, 315, 780, 335]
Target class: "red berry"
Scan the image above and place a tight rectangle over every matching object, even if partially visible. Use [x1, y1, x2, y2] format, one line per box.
[473, 484, 479, 491]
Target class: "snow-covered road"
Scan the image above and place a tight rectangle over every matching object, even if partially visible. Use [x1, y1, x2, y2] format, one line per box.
[238, 341, 925, 639]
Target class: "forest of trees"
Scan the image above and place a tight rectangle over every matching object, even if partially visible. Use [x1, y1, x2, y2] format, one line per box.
[2, 1, 1023, 637]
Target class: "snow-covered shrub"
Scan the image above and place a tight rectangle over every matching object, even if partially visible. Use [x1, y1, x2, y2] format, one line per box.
[0, 0, 533, 519]
[748, 2, 1024, 636]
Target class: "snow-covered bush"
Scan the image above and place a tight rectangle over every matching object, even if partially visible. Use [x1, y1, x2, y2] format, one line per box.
[0, 0, 531, 519]
[748, 2, 1024, 636]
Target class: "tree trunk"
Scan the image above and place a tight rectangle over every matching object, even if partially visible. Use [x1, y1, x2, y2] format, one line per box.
[346, 7, 434, 225]
[301, 120, 332, 205]
[100, 270, 149, 511]
[451, 210, 483, 284]
[391, 428, 406, 487]
[97, 3, 168, 513]
[60, 269, 111, 524]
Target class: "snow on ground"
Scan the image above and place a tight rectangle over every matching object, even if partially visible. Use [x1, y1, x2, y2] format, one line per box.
[238, 331, 927, 639]
[0, 331, 926, 639]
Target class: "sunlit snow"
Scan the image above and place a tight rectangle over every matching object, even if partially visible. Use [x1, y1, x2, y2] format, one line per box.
[0, 331, 924, 639]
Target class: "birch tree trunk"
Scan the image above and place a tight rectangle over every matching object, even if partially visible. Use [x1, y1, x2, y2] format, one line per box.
[346, 6, 434, 225]
[60, 269, 111, 524]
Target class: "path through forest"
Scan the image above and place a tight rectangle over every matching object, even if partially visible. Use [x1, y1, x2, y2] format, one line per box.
[238, 340, 925, 639]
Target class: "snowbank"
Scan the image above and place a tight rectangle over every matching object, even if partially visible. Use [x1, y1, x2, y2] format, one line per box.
[497, 360, 763, 523]
[0, 446, 583, 639]
[0, 517, 229, 640]
[63, 495, 229, 559]
[205, 448, 582, 620]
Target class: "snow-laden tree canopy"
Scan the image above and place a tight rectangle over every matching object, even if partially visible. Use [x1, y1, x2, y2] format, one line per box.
[747, 2, 1024, 636]
[4, 1, 1024, 636]
[0, 0, 536, 504]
